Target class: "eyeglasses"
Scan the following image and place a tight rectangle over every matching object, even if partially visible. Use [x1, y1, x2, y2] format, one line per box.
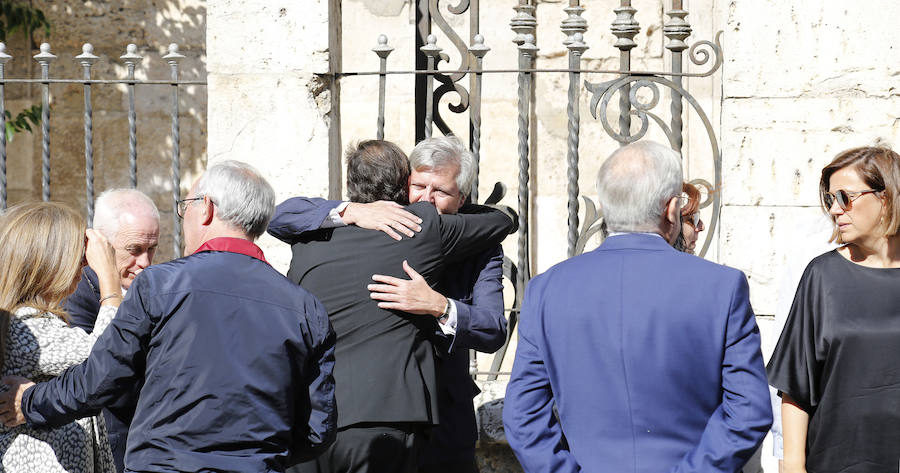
[822, 189, 882, 211]
[176, 197, 205, 218]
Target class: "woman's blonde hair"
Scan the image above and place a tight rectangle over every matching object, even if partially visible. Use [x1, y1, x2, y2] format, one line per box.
[0, 202, 85, 369]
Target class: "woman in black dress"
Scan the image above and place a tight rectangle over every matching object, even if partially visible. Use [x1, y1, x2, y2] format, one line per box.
[767, 146, 900, 473]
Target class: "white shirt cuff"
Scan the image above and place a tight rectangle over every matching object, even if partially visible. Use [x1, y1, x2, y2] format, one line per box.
[438, 299, 457, 336]
[321, 201, 350, 228]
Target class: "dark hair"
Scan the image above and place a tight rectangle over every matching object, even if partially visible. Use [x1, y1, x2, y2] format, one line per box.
[346, 140, 410, 204]
[820, 146, 900, 243]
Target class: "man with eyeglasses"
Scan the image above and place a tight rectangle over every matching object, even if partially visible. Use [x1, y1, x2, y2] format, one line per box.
[0, 161, 337, 471]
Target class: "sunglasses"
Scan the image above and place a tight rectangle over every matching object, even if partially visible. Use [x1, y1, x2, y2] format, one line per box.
[683, 212, 701, 228]
[822, 188, 882, 211]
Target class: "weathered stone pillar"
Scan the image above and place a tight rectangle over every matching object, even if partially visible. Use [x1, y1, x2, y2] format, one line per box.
[207, 0, 340, 271]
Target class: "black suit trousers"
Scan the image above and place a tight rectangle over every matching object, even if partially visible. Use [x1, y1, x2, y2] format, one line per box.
[288, 424, 423, 473]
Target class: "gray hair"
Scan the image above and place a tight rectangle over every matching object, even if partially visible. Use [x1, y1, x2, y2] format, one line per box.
[93, 188, 160, 240]
[194, 160, 275, 239]
[596, 141, 683, 233]
[409, 135, 476, 197]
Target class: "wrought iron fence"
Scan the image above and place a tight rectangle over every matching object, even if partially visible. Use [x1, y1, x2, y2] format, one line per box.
[329, 0, 724, 379]
[0, 41, 206, 257]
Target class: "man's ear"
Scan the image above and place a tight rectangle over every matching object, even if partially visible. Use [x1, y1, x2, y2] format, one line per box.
[664, 196, 681, 244]
[200, 196, 215, 226]
[665, 196, 681, 225]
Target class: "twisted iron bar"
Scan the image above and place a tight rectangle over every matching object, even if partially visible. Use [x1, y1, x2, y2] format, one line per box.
[78, 43, 99, 224]
[34, 44, 55, 202]
[164, 43, 185, 257]
[566, 33, 587, 258]
[121, 44, 142, 188]
[516, 36, 536, 295]
[0, 45, 8, 209]
[127, 83, 137, 187]
[469, 34, 489, 203]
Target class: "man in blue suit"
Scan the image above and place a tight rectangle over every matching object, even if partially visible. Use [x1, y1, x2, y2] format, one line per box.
[503, 140, 772, 473]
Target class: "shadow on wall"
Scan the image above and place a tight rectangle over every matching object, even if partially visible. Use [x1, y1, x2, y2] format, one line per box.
[3, 0, 208, 262]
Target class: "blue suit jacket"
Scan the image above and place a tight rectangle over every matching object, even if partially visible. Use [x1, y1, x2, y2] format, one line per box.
[503, 233, 772, 473]
[268, 197, 508, 464]
[24, 250, 337, 472]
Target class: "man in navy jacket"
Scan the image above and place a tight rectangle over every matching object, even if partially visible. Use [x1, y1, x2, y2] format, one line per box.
[0, 161, 337, 472]
[503, 141, 772, 472]
[269, 136, 507, 473]
[63, 187, 160, 473]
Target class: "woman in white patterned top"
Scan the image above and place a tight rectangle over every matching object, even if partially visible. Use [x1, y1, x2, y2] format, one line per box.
[0, 202, 122, 473]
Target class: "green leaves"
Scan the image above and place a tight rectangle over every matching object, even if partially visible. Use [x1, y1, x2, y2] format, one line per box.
[4, 104, 42, 142]
[0, 2, 50, 140]
[0, 1, 51, 42]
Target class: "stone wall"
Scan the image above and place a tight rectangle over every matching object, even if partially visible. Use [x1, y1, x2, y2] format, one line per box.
[314, 1, 900, 472]
[3, 0, 207, 261]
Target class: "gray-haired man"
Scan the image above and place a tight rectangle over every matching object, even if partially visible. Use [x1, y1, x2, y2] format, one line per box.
[2, 161, 337, 471]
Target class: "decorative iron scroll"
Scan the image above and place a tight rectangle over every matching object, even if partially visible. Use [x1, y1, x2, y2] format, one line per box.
[579, 32, 724, 258]
[398, 1, 726, 376]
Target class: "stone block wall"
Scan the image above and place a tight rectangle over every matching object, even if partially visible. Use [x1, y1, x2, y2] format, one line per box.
[2, 0, 207, 261]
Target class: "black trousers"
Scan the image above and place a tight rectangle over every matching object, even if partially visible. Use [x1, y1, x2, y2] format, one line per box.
[417, 459, 479, 473]
[288, 424, 423, 473]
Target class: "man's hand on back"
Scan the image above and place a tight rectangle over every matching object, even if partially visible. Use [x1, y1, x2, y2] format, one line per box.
[342, 201, 423, 241]
[369, 260, 447, 318]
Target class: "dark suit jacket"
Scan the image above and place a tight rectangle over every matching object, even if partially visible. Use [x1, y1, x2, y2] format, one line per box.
[269, 197, 509, 464]
[284, 201, 513, 429]
[64, 267, 102, 332]
[503, 233, 772, 472]
[62, 267, 129, 473]
[422, 245, 507, 465]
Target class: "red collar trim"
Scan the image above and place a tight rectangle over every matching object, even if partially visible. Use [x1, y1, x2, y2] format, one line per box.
[193, 237, 268, 264]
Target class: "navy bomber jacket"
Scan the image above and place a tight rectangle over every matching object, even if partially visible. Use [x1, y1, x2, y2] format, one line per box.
[22, 239, 337, 472]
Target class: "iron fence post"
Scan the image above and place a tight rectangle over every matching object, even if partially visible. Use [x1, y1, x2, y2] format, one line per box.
[120, 43, 143, 188]
[468, 35, 489, 204]
[665, 0, 691, 153]
[564, 31, 588, 258]
[34, 43, 56, 202]
[163, 43, 185, 257]
[373, 35, 394, 141]
[77, 43, 99, 224]
[420, 35, 441, 139]
[611, 0, 639, 143]
[0, 43, 10, 209]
